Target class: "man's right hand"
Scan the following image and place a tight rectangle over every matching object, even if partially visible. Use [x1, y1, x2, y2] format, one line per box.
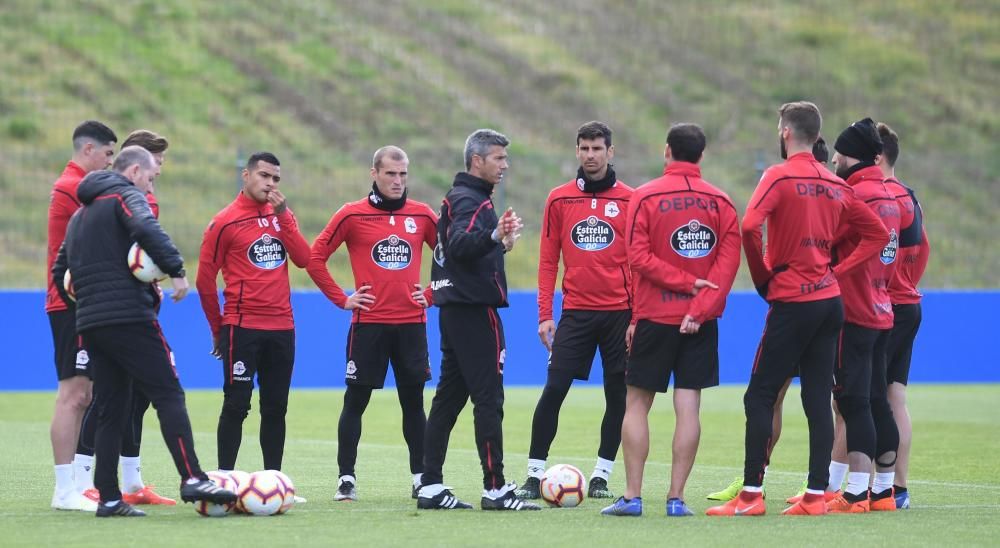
[538, 319, 556, 352]
[170, 276, 189, 302]
[210, 334, 221, 360]
[690, 278, 719, 296]
[345, 285, 375, 311]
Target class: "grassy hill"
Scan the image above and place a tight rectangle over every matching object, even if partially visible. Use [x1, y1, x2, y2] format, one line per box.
[1, 0, 997, 289]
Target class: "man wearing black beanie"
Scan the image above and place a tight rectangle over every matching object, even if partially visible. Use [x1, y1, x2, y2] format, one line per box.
[825, 118, 902, 513]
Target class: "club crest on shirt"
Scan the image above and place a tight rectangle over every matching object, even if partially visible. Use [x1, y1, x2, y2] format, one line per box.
[371, 235, 412, 270]
[671, 220, 716, 259]
[247, 233, 287, 270]
[880, 229, 898, 265]
[404, 217, 418, 234]
[571, 216, 614, 251]
[605, 201, 620, 218]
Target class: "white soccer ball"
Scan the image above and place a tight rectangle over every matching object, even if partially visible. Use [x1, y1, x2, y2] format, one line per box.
[267, 469, 296, 514]
[227, 470, 251, 513]
[540, 464, 586, 508]
[63, 269, 76, 302]
[127, 242, 167, 283]
[239, 470, 287, 516]
[195, 471, 237, 517]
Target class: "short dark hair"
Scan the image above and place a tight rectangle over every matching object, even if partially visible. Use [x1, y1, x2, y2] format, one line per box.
[812, 136, 829, 164]
[372, 145, 408, 171]
[666, 123, 706, 163]
[121, 130, 169, 154]
[877, 122, 899, 167]
[72, 120, 117, 151]
[778, 101, 822, 144]
[247, 151, 280, 170]
[577, 121, 612, 147]
[112, 145, 155, 173]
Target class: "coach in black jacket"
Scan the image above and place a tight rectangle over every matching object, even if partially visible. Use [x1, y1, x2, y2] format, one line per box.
[418, 129, 538, 511]
[53, 146, 234, 517]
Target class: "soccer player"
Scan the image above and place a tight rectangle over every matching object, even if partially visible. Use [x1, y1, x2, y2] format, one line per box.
[602, 123, 740, 517]
[515, 121, 633, 501]
[877, 123, 928, 509]
[46, 120, 116, 512]
[822, 119, 902, 513]
[53, 146, 236, 517]
[307, 146, 438, 501]
[707, 136, 831, 503]
[197, 152, 311, 480]
[73, 130, 175, 506]
[707, 102, 888, 517]
[417, 129, 539, 511]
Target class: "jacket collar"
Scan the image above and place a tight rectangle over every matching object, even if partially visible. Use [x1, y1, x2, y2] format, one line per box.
[786, 151, 816, 163]
[453, 172, 495, 195]
[663, 161, 702, 177]
[64, 161, 87, 180]
[844, 163, 883, 187]
[236, 190, 270, 212]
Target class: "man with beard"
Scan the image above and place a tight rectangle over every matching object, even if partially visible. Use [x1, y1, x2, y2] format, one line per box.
[515, 122, 633, 501]
[307, 146, 438, 501]
[707, 102, 887, 517]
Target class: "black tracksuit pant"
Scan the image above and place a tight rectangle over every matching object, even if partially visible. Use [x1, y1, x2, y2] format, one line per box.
[82, 322, 205, 503]
[743, 297, 844, 491]
[423, 305, 506, 491]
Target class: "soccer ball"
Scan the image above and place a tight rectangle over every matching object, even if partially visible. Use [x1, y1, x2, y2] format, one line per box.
[268, 470, 296, 514]
[540, 464, 586, 508]
[226, 470, 251, 513]
[195, 471, 237, 517]
[62, 270, 75, 302]
[239, 470, 287, 516]
[127, 242, 167, 282]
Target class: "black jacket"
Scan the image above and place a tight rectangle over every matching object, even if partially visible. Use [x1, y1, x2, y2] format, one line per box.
[430, 172, 508, 307]
[53, 170, 184, 332]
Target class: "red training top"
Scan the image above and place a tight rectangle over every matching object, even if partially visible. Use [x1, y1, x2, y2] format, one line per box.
[46, 162, 87, 312]
[308, 197, 438, 324]
[197, 191, 310, 335]
[884, 177, 930, 305]
[626, 162, 741, 324]
[835, 165, 902, 329]
[537, 178, 633, 322]
[742, 152, 889, 303]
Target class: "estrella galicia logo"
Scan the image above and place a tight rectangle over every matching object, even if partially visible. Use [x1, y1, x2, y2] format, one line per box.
[371, 234, 412, 270]
[671, 220, 717, 258]
[571, 216, 614, 251]
[247, 234, 286, 269]
[881, 228, 898, 265]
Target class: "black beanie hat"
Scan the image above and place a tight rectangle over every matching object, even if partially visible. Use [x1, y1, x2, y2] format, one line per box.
[834, 118, 883, 163]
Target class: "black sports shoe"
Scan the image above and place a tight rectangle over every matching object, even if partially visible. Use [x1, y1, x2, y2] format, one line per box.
[514, 476, 541, 499]
[482, 488, 542, 511]
[411, 485, 419, 500]
[334, 479, 357, 501]
[417, 488, 473, 510]
[588, 477, 615, 499]
[180, 479, 238, 504]
[96, 501, 146, 517]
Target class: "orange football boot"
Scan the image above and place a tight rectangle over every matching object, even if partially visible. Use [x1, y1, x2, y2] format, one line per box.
[870, 490, 897, 512]
[826, 493, 869, 513]
[122, 485, 177, 505]
[787, 489, 841, 505]
[782, 493, 828, 515]
[81, 488, 100, 503]
[706, 492, 766, 516]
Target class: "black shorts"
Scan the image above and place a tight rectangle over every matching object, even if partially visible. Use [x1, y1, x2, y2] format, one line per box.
[345, 323, 430, 388]
[833, 323, 879, 401]
[626, 319, 719, 392]
[886, 303, 921, 386]
[219, 325, 295, 388]
[548, 309, 630, 380]
[49, 309, 91, 381]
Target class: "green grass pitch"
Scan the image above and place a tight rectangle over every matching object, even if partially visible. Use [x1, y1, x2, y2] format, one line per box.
[1, 385, 997, 546]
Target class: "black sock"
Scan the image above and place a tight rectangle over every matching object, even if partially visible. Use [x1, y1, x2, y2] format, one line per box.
[893, 484, 907, 494]
[844, 490, 868, 503]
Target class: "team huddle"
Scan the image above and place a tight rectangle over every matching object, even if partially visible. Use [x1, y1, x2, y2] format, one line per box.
[45, 100, 927, 518]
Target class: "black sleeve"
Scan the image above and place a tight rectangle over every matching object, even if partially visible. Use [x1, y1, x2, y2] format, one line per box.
[119, 188, 185, 277]
[444, 194, 501, 262]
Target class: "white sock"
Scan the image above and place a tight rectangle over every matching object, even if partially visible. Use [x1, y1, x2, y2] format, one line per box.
[339, 475, 356, 486]
[527, 459, 546, 479]
[104, 499, 120, 507]
[828, 461, 849, 491]
[54, 464, 75, 495]
[483, 483, 513, 499]
[120, 456, 144, 494]
[592, 457, 614, 480]
[418, 483, 444, 498]
[412, 473, 422, 488]
[846, 472, 870, 497]
[72, 454, 95, 492]
[742, 485, 763, 494]
[805, 488, 824, 495]
[872, 472, 894, 495]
